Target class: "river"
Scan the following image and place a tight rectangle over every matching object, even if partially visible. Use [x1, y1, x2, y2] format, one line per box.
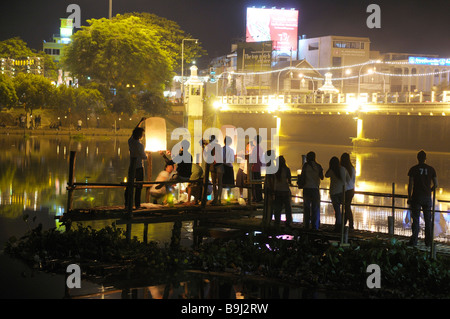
[0, 132, 449, 298]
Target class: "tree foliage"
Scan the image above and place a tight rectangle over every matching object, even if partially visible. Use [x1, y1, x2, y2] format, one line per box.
[63, 16, 173, 92]
[0, 74, 18, 108]
[62, 13, 205, 115]
[13, 73, 55, 113]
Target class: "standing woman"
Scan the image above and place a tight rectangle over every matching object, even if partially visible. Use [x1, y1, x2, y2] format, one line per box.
[273, 156, 292, 227]
[325, 156, 349, 231]
[340, 152, 356, 230]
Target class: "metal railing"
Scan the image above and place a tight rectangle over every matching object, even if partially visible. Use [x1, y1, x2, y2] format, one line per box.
[217, 91, 450, 105]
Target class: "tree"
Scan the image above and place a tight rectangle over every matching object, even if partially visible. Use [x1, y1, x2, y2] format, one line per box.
[54, 85, 76, 115]
[74, 87, 105, 126]
[63, 16, 173, 93]
[62, 13, 205, 114]
[0, 37, 35, 58]
[0, 74, 18, 108]
[114, 12, 206, 70]
[13, 73, 55, 114]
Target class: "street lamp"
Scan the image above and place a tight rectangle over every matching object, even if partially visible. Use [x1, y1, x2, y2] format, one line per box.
[277, 69, 292, 95]
[299, 73, 316, 103]
[357, 60, 380, 103]
[181, 38, 198, 102]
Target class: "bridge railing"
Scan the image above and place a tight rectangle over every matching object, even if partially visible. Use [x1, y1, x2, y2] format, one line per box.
[218, 91, 450, 105]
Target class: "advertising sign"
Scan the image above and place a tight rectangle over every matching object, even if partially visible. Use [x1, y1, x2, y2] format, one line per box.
[237, 41, 272, 71]
[408, 56, 450, 66]
[246, 7, 299, 55]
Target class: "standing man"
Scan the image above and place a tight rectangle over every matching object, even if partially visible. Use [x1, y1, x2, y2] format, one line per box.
[125, 117, 148, 209]
[301, 151, 324, 230]
[250, 135, 264, 203]
[407, 150, 438, 246]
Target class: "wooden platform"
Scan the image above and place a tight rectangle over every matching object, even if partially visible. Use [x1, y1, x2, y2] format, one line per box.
[59, 202, 264, 222]
[59, 202, 450, 258]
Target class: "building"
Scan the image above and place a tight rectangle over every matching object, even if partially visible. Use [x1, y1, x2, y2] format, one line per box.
[380, 53, 450, 92]
[298, 35, 383, 94]
[1, 57, 43, 77]
[298, 35, 450, 94]
[43, 18, 74, 63]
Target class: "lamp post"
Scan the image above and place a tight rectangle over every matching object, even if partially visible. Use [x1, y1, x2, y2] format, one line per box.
[276, 69, 286, 95]
[357, 60, 380, 103]
[181, 38, 198, 102]
[299, 73, 315, 102]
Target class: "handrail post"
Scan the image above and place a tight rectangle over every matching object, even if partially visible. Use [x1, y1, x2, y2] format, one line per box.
[430, 188, 436, 259]
[340, 185, 347, 244]
[126, 157, 137, 217]
[201, 163, 210, 209]
[246, 155, 252, 207]
[388, 182, 395, 235]
[66, 151, 77, 213]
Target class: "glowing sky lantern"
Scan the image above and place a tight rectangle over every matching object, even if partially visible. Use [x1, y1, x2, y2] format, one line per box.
[144, 117, 167, 152]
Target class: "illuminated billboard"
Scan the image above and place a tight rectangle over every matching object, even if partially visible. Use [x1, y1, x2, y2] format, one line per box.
[237, 41, 272, 71]
[246, 7, 299, 56]
[408, 56, 450, 66]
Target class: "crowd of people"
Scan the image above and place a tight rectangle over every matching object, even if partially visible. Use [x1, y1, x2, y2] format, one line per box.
[126, 118, 439, 247]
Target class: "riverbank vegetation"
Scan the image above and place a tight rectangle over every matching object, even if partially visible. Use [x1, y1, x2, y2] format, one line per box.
[4, 222, 450, 298]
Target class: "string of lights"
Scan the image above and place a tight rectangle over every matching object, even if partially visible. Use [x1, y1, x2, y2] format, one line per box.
[214, 59, 450, 81]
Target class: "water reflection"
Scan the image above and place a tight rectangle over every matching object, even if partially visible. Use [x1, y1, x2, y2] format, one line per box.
[68, 274, 362, 299]
[0, 135, 449, 245]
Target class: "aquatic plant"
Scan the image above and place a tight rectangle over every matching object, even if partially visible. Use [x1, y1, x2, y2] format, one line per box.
[4, 224, 450, 298]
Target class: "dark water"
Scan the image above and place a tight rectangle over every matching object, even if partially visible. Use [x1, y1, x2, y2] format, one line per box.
[0, 132, 449, 298]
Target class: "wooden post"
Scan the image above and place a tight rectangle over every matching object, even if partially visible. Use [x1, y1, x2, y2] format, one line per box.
[67, 151, 77, 213]
[143, 223, 148, 244]
[201, 163, 210, 209]
[430, 188, 436, 259]
[388, 182, 395, 235]
[126, 157, 137, 217]
[246, 155, 252, 207]
[145, 152, 152, 202]
[340, 185, 346, 244]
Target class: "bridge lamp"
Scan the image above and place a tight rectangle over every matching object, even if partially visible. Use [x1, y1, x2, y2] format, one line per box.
[267, 100, 279, 113]
[213, 101, 222, 109]
[346, 99, 360, 113]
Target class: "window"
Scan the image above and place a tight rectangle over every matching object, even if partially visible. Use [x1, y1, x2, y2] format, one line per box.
[290, 79, 300, 90]
[333, 41, 366, 49]
[308, 42, 319, 51]
[332, 57, 342, 67]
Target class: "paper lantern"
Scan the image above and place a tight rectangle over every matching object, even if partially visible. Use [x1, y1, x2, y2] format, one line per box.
[145, 117, 167, 152]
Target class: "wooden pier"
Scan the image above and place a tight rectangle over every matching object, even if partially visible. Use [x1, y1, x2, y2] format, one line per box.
[61, 150, 450, 258]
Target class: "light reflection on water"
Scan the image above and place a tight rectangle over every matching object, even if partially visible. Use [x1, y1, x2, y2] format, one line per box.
[0, 134, 449, 299]
[0, 135, 449, 244]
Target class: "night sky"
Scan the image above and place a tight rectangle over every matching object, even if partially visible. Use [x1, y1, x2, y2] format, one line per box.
[1, 0, 449, 65]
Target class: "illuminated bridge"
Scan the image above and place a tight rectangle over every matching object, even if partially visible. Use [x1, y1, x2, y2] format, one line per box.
[214, 92, 450, 117]
[211, 92, 450, 151]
